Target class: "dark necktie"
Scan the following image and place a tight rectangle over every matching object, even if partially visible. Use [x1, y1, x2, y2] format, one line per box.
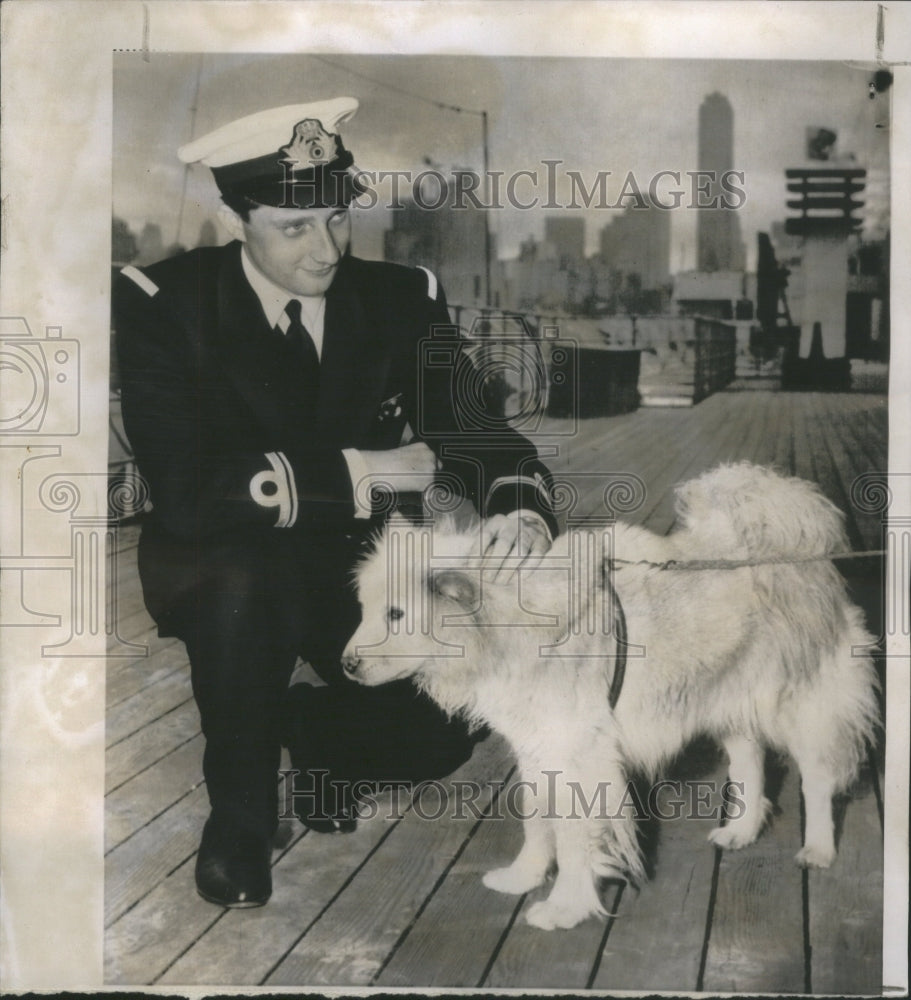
[277, 299, 319, 428]
[285, 299, 319, 423]
[282, 299, 320, 394]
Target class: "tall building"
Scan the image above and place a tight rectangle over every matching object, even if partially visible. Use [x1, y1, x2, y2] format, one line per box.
[697, 92, 746, 272]
[383, 170, 490, 307]
[598, 205, 671, 290]
[544, 216, 585, 268]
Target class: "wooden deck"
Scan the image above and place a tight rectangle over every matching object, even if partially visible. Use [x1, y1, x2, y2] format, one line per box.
[105, 387, 887, 991]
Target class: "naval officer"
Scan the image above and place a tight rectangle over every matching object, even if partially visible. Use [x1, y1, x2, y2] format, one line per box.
[114, 97, 556, 908]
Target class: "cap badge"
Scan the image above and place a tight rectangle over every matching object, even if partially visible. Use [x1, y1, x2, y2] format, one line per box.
[280, 118, 338, 168]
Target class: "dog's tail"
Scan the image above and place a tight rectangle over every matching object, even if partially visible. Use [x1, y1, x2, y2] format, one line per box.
[674, 461, 849, 559]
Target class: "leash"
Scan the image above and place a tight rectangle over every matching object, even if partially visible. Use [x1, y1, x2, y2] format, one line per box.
[607, 548, 885, 573]
[606, 575, 628, 709]
[602, 547, 884, 710]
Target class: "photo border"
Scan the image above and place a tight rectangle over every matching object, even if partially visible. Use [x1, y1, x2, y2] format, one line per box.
[1, 1, 908, 992]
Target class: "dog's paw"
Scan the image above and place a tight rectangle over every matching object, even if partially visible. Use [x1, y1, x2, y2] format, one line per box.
[708, 796, 770, 851]
[708, 822, 761, 851]
[795, 843, 836, 869]
[525, 899, 593, 931]
[483, 865, 546, 895]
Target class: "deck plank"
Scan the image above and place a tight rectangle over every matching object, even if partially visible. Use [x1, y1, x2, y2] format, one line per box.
[106, 734, 204, 853]
[615, 401, 718, 531]
[818, 403, 888, 660]
[591, 760, 727, 991]
[820, 394, 888, 552]
[791, 390, 819, 485]
[110, 587, 152, 627]
[562, 400, 724, 524]
[700, 755, 806, 993]
[803, 393, 858, 539]
[642, 390, 760, 535]
[106, 698, 199, 794]
[569, 407, 704, 529]
[772, 391, 796, 474]
[374, 792, 526, 988]
[264, 736, 514, 987]
[106, 663, 193, 748]
[743, 390, 781, 469]
[110, 594, 157, 637]
[610, 403, 714, 508]
[105, 853, 227, 986]
[674, 391, 766, 523]
[711, 388, 772, 466]
[106, 640, 186, 712]
[482, 881, 620, 989]
[545, 409, 669, 525]
[105, 783, 211, 928]
[105, 821, 307, 985]
[808, 771, 883, 995]
[154, 799, 398, 986]
[834, 394, 887, 470]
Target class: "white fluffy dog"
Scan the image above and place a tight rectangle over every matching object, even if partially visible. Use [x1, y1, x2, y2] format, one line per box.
[341, 463, 880, 930]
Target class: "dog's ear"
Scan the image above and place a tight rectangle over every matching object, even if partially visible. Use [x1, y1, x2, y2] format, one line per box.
[431, 569, 477, 606]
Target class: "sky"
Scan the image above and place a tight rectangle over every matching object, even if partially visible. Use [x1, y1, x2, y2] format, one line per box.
[113, 52, 891, 271]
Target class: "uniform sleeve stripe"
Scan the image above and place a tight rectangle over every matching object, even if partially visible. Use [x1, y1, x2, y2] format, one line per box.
[487, 474, 553, 511]
[417, 266, 438, 301]
[121, 265, 159, 297]
[250, 452, 298, 527]
[488, 475, 544, 495]
[273, 450, 299, 526]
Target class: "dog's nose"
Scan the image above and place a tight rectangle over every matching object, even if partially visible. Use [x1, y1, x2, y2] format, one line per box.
[341, 655, 361, 678]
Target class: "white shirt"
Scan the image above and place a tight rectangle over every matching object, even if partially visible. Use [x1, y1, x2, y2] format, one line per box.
[241, 248, 326, 357]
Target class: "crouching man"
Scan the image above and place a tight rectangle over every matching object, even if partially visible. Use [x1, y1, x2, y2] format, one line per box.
[114, 96, 555, 908]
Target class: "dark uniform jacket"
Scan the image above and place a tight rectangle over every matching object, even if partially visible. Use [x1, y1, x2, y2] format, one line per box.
[114, 241, 556, 551]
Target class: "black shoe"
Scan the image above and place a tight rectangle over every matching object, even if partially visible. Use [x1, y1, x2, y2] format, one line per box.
[195, 816, 273, 907]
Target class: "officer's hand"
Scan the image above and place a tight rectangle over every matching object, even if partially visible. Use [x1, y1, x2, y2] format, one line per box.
[360, 442, 440, 494]
[481, 513, 552, 584]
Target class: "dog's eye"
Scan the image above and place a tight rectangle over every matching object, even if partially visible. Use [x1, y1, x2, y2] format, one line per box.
[388, 607, 405, 621]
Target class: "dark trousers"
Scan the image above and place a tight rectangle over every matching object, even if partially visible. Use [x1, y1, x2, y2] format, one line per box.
[138, 523, 473, 837]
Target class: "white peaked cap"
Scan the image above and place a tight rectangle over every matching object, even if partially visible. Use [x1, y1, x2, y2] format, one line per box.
[178, 97, 360, 167]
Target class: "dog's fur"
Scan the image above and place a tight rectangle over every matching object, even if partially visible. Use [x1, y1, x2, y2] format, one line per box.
[342, 463, 880, 930]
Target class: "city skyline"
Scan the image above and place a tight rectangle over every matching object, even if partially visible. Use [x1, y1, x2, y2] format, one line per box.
[114, 54, 891, 273]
